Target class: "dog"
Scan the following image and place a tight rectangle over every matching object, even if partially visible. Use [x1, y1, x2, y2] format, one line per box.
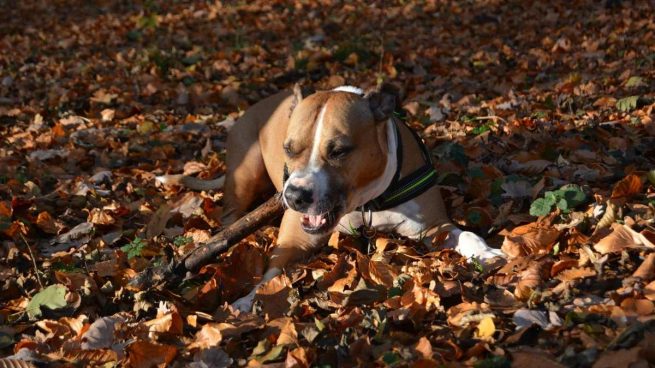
[160, 84, 504, 311]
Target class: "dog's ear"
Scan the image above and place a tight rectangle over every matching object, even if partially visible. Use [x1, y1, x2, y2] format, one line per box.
[290, 83, 303, 113]
[365, 83, 399, 122]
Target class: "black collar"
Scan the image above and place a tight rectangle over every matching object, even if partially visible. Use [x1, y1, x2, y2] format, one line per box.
[359, 117, 437, 212]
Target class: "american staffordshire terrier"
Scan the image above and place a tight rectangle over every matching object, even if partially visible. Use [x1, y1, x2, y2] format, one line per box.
[163, 84, 504, 311]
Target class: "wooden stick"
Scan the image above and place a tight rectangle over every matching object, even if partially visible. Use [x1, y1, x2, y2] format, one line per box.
[131, 194, 284, 290]
[178, 193, 284, 272]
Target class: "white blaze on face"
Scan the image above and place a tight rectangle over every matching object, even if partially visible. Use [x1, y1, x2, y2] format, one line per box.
[283, 103, 329, 215]
[332, 85, 364, 95]
[309, 104, 328, 169]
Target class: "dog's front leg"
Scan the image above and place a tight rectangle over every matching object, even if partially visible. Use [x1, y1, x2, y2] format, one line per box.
[232, 210, 325, 312]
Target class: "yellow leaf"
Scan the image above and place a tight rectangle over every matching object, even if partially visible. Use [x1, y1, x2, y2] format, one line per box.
[475, 316, 496, 341]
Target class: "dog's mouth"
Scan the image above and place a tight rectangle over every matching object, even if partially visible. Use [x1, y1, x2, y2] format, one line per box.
[299, 207, 340, 234]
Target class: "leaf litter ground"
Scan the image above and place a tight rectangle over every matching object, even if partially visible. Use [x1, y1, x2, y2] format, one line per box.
[1, 1, 655, 367]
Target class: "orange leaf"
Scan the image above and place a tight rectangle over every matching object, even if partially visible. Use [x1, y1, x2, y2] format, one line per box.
[0, 201, 12, 218]
[594, 224, 655, 254]
[633, 253, 655, 281]
[501, 222, 560, 258]
[515, 259, 553, 300]
[126, 341, 177, 368]
[368, 260, 397, 288]
[286, 347, 310, 368]
[556, 267, 596, 281]
[188, 323, 222, 350]
[644, 281, 655, 301]
[256, 274, 293, 318]
[36, 211, 58, 234]
[611, 174, 642, 200]
[414, 337, 433, 359]
[620, 298, 655, 316]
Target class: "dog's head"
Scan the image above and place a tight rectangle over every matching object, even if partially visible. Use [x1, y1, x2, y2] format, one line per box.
[282, 84, 399, 235]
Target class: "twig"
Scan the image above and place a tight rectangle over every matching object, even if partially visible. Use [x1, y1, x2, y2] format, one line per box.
[179, 193, 285, 272]
[132, 194, 285, 290]
[20, 233, 44, 289]
[474, 115, 508, 124]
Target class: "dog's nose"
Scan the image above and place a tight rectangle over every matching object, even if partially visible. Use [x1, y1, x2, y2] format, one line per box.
[284, 184, 313, 211]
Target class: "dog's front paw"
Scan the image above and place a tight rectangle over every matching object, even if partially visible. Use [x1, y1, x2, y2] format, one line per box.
[231, 291, 256, 313]
[455, 231, 505, 262]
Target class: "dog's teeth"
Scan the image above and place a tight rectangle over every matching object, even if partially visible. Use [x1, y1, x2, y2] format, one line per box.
[301, 213, 329, 229]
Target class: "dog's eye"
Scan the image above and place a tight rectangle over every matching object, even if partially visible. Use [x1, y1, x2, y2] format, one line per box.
[328, 145, 352, 160]
[283, 142, 296, 157]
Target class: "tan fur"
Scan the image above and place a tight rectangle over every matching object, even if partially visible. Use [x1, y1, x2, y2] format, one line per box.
[222, 86, 505, 312]
[222, 88, 456, 271]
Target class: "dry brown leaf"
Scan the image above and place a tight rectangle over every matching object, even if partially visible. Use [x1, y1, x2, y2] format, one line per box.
[644, 281, 655, 301]
[595, 202, 617, 233]
[594, 224, 655, 254]
[620, 298, 655, 316]
[515, 259, 553, 300]
[633, 253, 655, 281]
[0, 201, 12, 218]
[255, 274, 292, 319]
[447, 302, 491, 327]
[126, 341, 177, 368]
[87, 208, 116, 225]
[268, 317, 298, 346]
[509, 347, 565, 368]
[55, 271, 98, 294]
[367, 260, 397, 288]
[317, 254, 349, 291]
[611, 174, 642, 201]
[414, 337, 433, 359]
[0, 359, 37, 368]
[285, 346, 310, 368]
[550, 259, 578, 277]
[35, 211, 58, 234]
[592, 346, 643, 368]
[64, 349, 118, 366]
[143, 303, 183, 339]
[501, 222, 560, 258]
[188, 323, 222, 350]
[145, 203, 173, 238]
[556, 267, 596, 281]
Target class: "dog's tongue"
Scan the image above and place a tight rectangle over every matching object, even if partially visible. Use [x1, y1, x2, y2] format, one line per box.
[302, 214, 326, 228]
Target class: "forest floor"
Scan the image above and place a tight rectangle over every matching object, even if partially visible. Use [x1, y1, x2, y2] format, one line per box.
[1, 1, 655, 367]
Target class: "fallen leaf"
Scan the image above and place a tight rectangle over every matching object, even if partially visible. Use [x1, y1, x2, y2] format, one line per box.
[255, 274, 293, 318]
[26, 284, 68, 320]
[414, 337, 433, 359]
[556, 267, 596, 281]
[35, 211, 58, 234]
[633, 253, 655, 281]
[475, 316, 496, 341]
[611, 174, 643, 200]
[188, 323, 222, 350]
[81, 315, 126, 350]
[501, 222, 560, 258]
[126, 341, 177, 368]
[594, 224, 655, 254]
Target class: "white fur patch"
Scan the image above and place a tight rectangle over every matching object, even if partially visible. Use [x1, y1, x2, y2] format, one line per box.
[444, 228, 504, 261]
[309, 104, 328, 169]
[332, 85, 364, 95]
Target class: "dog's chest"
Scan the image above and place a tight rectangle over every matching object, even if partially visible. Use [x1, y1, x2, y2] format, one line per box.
[338, 200, 428, 239]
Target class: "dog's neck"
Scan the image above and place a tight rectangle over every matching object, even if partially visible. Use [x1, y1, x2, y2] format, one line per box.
[349, 118, 398, 209]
